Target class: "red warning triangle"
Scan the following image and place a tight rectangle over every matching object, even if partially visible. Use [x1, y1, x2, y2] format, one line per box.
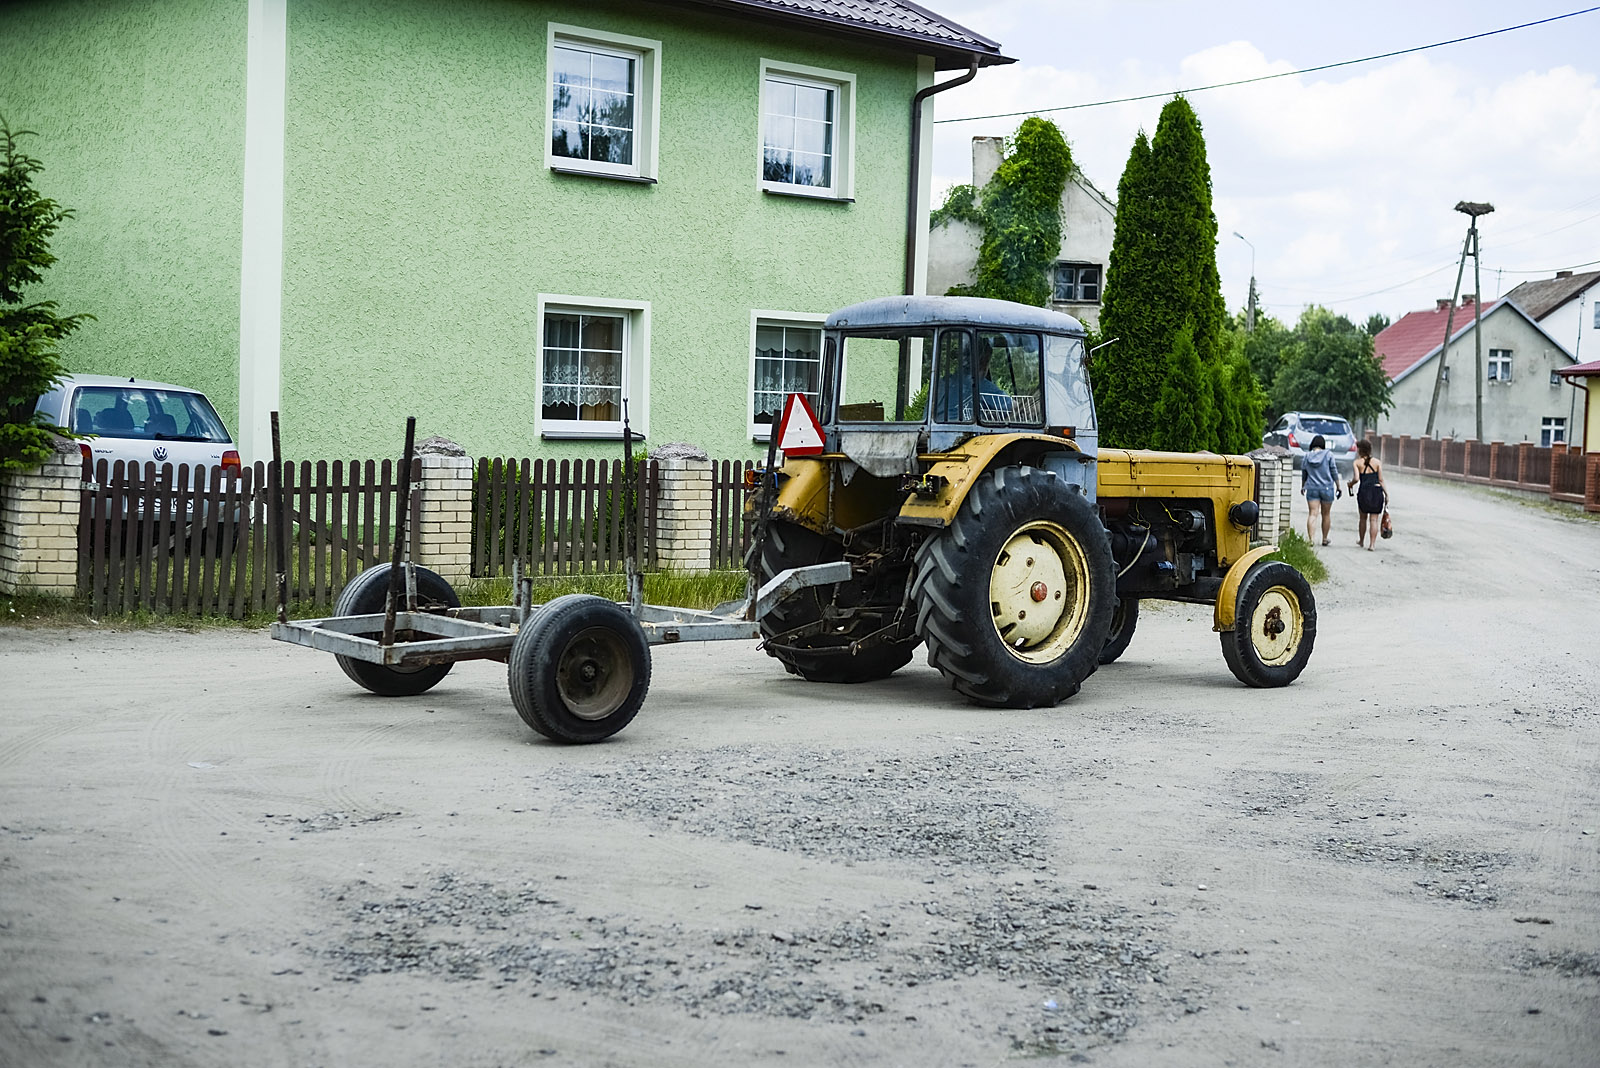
[776, 393, 825, 456]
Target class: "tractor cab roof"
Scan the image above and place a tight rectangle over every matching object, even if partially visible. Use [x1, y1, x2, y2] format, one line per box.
[824, 295, 1086, 336]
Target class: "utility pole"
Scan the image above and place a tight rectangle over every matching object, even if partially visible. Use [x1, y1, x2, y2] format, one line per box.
[1424, 201, 1494, 438]
[1233, 231, 1256, 332]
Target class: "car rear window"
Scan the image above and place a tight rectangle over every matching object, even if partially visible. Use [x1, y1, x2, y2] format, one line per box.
[69, 386, 231, 443]
[1302, 417, 1351, 436]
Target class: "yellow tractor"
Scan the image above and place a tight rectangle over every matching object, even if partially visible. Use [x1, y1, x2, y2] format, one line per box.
[748, 295, 1314, 706]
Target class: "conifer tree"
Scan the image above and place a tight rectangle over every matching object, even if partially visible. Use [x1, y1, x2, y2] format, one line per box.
[1093, 131, 1166, 448]
[1, 120, 89, 470]
[1096, 97, 1255, 452]
[1152, 323, 1208, 452]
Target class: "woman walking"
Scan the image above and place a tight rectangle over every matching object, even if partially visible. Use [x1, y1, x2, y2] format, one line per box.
[1348, 439, 1388, 550]
[1301, 435, 1339, 546]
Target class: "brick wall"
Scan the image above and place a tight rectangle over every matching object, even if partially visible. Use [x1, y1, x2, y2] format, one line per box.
[0, 439, 82, 597]
[652, 448, 714, 572]
[412, 439, 473, 585]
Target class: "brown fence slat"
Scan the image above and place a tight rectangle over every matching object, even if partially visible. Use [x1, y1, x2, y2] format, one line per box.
[152, 463, 175, 611]
[88, 459, 110, 616]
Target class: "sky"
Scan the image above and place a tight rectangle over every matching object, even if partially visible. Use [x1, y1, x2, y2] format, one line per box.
[924, 0, 1600, 328]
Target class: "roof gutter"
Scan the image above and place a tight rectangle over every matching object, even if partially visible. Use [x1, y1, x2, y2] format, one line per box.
[905, 58, 978, 296]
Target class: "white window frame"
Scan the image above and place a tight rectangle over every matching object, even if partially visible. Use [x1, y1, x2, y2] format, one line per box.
[758, 59, 855, 201]
[1487, 348, 1512, 382]
[749, 311, 827, 440]
[1541, 417, 1567, 447]
[537, 294, 651, 439]
[546, 24, 661, 182]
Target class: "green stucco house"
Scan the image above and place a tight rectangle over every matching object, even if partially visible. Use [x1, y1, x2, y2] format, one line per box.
[2, 0, 1009, 462]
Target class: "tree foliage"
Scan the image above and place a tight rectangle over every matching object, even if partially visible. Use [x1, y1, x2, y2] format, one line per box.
[1095, 97, 1254, 452]
[936, 117, 1074, 307]
[1270, 306, 1392, 426]
[1, 119, 89, 471]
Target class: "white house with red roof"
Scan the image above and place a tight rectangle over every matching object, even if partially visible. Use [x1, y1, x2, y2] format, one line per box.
[1373, 294, 1580, 447]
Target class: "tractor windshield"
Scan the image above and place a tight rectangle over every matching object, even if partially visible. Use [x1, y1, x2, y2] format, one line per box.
[833, 331, 933, 423]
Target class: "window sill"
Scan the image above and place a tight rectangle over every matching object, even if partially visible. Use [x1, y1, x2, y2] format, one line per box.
[541, 428, 647, 442]
[761, 185, 853, 204]
[550, 165, 657, 185]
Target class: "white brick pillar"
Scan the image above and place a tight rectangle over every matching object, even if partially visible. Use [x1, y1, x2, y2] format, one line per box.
[411, 436, 473, 586]
[1249, 449, 1294, 546]
[650, 443, 713, 572]
[0, 436, 82, 597]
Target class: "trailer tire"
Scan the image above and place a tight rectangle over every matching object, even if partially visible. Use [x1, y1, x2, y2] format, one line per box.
[332, 563, 459, 697]
[1099, 597, 1139, 665]
[509, 595, 651, 743]
[755, 520, 917, 683]
[1220, 561, 1315, 688]
[912, 465, 1113, 708]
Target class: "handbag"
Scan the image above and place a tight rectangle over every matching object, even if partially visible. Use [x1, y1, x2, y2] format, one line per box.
[1380, 510, 1393, 539]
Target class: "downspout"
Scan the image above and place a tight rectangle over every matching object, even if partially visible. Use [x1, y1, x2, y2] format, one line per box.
[905, 59, 979, 296]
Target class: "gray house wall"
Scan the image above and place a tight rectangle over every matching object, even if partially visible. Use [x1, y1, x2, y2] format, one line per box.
[1378, 305, 1580, 445]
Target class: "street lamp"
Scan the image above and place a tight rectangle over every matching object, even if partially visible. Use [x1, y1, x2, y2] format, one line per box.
[1233, 232, 1258, 332]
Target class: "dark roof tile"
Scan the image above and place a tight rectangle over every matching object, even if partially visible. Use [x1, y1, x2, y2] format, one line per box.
[1502, 270, 1600, 320]
[677, 0, 1010, 66]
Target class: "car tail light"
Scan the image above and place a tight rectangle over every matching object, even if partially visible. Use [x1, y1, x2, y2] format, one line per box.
[1287, 432, 1298, 448]
[221, 449, 242, 474]
[79, 442, 93, 475]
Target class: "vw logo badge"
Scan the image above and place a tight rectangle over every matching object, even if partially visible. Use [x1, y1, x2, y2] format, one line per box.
[153, 446, 169, 462]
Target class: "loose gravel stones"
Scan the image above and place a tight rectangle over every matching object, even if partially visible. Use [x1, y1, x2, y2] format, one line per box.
[313, 869, 1179, 1053]
[542, 746, 1057, 869]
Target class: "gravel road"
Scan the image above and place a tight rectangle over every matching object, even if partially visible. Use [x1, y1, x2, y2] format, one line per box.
[1, 471, 1596, 1067]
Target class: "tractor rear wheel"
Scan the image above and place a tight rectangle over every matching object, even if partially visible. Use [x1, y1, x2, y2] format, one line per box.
[912, 465, 1113, 708]
[1220, 561, 1315, 687]
[1099, 597, 1139, 665]
[754, 520, 918, 683]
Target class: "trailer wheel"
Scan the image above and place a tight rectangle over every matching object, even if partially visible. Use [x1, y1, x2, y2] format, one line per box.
[509, 595, 651, 743]
[754, 520, 918, 683]
[332, 563, 459, 697]
[1099, 597, 1139, 665]
[1220, 561, 1316, 687]
[912, 465, 1113, 707]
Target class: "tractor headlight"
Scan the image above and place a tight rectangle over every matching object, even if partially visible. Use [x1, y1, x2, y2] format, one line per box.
[1229, 500, 1260, 529]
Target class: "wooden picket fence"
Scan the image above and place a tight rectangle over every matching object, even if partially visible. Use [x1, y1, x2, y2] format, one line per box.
[77, 458, 419, 619]
[1370, 433, 1600, 511]
[471, 457, 659, 578]
[710, 459, 757, 570]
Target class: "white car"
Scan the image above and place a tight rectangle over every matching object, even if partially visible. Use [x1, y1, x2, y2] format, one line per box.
[34, 374, 241, 480]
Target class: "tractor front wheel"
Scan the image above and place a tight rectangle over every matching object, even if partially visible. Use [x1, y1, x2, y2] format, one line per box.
[912, 465, 1113, 708]
[1219, 561, 1316, 687]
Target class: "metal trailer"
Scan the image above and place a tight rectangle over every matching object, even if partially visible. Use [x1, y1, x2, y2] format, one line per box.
[269, 414, 825, 743]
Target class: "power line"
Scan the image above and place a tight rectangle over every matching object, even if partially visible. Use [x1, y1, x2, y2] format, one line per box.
[935, 6, 1600, 125]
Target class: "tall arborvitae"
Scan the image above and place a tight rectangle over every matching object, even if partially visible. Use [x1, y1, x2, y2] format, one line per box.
[1098, 97, 1255, 452]
[1152, 322, 1208, 452]
[1093, 131, 1166, 448]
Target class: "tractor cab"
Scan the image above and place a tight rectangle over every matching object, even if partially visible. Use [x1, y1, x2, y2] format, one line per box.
[817, 296, 1098, 487]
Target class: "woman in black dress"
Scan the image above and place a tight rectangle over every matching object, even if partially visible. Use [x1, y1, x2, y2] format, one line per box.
[1348, 439, 1388, 550]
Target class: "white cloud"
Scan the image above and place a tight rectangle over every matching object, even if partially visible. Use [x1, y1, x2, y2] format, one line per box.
[928, 6, 1600, 323]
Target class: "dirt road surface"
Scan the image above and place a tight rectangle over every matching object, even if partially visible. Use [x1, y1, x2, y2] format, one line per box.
[2, 472, 1597, 1067]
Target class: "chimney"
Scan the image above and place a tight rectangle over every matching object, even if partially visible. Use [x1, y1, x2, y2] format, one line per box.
[1436, 299, 1451, 311]
[1556, 270, 1573, 279]
[972, 136, 1003, 191]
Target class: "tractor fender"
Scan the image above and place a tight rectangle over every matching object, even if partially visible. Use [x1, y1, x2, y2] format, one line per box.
[896, 433, 1087, 528]
[1213, 544, 1283, 632]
